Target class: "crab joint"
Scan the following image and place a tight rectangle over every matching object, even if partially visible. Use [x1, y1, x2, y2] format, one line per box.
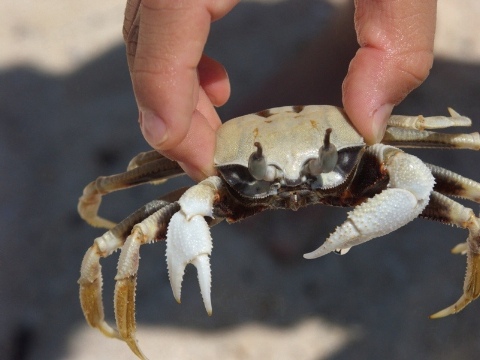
[307, 128, 338, 175]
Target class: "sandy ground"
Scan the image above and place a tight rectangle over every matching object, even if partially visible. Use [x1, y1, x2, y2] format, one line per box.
[2, 1, 480, 359]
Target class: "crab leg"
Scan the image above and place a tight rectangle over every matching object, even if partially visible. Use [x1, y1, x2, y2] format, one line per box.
[421, 192, 480, 318]
[387, 108, 471, 130]
[113, 176, 223, 359]
[382, 127, 480, 150]
[424, 163, 480, 255]
[114, 202, 180, 360]
[127, 150, 164, 170]
[426, 163, 480, 203]
[78, 200, 175, 341]
[78, 156, 184, 229]
[304, 144, 435, 258]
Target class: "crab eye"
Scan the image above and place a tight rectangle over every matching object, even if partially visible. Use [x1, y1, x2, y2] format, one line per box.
[248, 142, 279, 182]
[248, 142, 267, 180]
[307, 128, 338, 175]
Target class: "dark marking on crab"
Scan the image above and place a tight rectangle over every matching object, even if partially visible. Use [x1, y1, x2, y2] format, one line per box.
[292, 105, 305, 113]
[253, 127, 259, 139]
[420, 193, 453, 224]
[256, 109, 272, 118]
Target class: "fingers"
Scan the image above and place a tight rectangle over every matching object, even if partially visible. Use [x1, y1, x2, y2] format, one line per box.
[123, 0, 238, 179]
[149, 89, 220, 182]
[198, 54, 231, 107]
[343, 0, 437, 144]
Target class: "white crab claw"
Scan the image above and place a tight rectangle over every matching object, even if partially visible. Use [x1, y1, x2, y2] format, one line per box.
[166, 212, 213, 314]
[165, 177, 221, 315]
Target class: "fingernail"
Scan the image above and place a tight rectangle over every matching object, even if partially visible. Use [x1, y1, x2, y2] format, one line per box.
[372, 103, 393, 143]
[140, 111, 167, 147]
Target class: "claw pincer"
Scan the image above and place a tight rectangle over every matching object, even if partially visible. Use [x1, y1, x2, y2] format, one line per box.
[166, 177, 222, 315]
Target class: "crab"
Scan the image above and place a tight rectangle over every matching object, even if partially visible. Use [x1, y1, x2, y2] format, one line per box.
[78, 105, 480, 359]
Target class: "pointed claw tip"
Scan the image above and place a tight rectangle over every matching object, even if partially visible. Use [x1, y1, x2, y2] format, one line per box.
[303, 250, 323, 260]
[167, 267, 185, 306]
[429, 302, 463, 319]
[126, 339, 148, 360]
[447, 107, 460, 117]
[451, 243, 468, 255]
[429, 308, 452, 319]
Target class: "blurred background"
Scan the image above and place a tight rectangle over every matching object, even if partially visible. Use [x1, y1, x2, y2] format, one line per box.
[1, 0, 480, 359]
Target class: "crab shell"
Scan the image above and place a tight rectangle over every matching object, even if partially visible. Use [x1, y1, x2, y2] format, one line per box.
[214, 105, 364, 196]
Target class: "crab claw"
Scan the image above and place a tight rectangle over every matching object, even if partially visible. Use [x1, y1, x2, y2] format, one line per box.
[166, 212, 213, 314]
[165, 177, 221, 315]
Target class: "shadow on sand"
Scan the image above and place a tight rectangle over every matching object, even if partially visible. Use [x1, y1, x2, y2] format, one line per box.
[1, 1, 480, 359]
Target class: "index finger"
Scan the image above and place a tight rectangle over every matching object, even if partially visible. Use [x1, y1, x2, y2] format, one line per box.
[123, 0, 238, 150]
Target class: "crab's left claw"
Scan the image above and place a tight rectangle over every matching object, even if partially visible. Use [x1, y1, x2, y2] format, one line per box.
[166, 177, 222, 315]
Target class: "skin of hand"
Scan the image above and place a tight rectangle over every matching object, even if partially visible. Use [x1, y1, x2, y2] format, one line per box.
[123, 0, 437, 181]
[123, 0, 239, 181]
[342, 0, 437, 145]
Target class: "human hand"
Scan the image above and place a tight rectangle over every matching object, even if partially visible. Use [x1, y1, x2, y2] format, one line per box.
[342, 0, 437, 144]
[124, 0, 436, 182]
[123, 0, 239, 181]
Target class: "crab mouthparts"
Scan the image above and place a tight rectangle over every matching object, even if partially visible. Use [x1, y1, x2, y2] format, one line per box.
[279, 190, 308, 211]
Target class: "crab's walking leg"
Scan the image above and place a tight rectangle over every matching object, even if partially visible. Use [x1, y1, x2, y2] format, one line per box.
[382, 128, 480, 150]
[421, 192, 480, 318]
[418, 164, 480, 317]
[113, 176, 223, 359]
[424, 163, 480, 255]
[78, 155, 183, 229]
[387, 108, 471, 130]
[114, 202, 180, 360]
[127, 150, 164, 171]
[304, 144, 435, 258]
[78, 200, 175, 341]
[426, 163, 480, 204]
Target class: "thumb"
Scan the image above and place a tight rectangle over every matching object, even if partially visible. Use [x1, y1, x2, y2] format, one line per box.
[342, 0, 436, 144]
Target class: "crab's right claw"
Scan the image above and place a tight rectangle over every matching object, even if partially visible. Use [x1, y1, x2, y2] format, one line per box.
[165, 176, 222, 315]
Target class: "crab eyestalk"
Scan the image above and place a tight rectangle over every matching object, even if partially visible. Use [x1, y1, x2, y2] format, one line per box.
[248, 142, 282, 182]
[307, 128, 338, 175]
[248, 142, 267, 180]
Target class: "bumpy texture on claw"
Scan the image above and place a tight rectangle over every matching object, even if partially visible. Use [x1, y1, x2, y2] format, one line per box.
[166, 176, 222, 315]
[304, 145, 435, 258]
